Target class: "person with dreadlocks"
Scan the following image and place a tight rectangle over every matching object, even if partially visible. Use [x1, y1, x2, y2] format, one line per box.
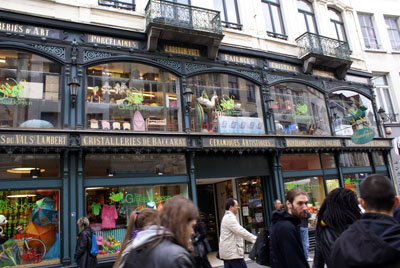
[313, 188, 361, 268]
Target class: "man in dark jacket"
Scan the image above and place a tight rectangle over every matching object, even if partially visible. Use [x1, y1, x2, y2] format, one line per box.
[331, 174, 400, 268]
[270, 189, 309, 268]
[394, 206, 400, 223]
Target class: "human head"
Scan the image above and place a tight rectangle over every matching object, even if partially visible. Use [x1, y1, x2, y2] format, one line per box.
[134, 208, 160, 229]
[317, 188, 361, 233]
[285, 188, 309, 219]
[225, 197, 239, 215]
[359, 174, 399, 215]
[160, 195, 199, 250]
[77, 217, 89, 230]
[274, 200, 282, 210]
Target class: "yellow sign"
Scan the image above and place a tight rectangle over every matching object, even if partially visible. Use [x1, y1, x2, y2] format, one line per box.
[285, 139, 342, 147]
[164, 45, 200, 56]
[345, 139, 392, 148]
[269, 61, 299, 72]
[87, 34, 139, 49]
[313, 69, 335, 78]
[81, 135, 187, 147]
[0, 134, 68, 146]
[202, 137, 276, 148]
[0, 20, 61, 38]
[219, 54, 257, 65]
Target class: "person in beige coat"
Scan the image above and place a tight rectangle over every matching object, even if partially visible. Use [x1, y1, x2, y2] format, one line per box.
[219, 198, 257, 268]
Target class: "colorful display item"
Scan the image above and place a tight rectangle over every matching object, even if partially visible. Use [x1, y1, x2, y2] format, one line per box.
[32, 197, 57, 226]
[97, 235, 120, 255]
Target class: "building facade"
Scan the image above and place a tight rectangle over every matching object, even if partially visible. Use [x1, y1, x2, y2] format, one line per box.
[0, 0, 396, 267]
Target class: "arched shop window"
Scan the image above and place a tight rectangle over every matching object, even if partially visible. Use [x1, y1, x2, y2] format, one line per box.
[0, 50, 62, 129]
[270, 83, 330, 135]
[329, 90, 378, 136]
[187, 73, 264, 134]
[86, 62, 181, 132]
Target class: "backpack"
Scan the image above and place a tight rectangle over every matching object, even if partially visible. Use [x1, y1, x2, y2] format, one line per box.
[249, 228, 270, 266]
[90, 232, 98, 257]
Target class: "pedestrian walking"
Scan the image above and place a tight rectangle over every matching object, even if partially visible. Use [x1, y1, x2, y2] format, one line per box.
[299, 210, 312, 261]
[74, 217, 97, 268]
[270, 188, 309, 268]
[113, 208, 160, 268]
[192, 220, 212, 268]
[331, 174, 400, 268]
[273, 200, 282, 211]
[312, 188, 361, 268]
[118, 195, 198, 268]
[219, 198, 257, 268]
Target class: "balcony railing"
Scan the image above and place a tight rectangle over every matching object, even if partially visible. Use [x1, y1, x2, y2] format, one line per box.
[145, 0, 222, 35]
[296, 32, 351, 61]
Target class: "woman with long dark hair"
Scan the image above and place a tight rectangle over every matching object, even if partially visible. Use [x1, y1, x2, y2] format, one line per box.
[313, 188, 362, 268]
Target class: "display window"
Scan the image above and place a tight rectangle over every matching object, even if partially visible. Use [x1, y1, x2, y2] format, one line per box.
[329, 90, 378, 137]
[237, 177, 264, 252]
[0, 154, 60, 179]
[343, 173, 371, 196]
[0, 189, 60, 267]
[340, 152, 370, 167]
[0, 50, 62, 129]
[84, 154, 186, 177]
[270, 83, 330, 136]
[86, 62, 181, 132]
[325, 178, 340, 193]
[187, 73, 264, 134]
[372, 151, 385, 166]
[85, 184, 188, 258]
[281, 153, 321, 171]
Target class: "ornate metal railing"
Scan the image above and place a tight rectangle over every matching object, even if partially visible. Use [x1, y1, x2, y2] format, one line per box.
[145, 0, 222, 35]
[296, 32, 351, 60]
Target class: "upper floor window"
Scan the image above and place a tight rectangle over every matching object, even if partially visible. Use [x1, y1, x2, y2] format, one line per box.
[86, 62, 181, 132]
[270, 83, 330, 136]
[297, 0, 318, 34]
[0, 50, 61, 129]
[384, 17, 400, 51]
[329, 8, 347, 42]
[262, 0, 287, 39]
[373, 75, 397, 122]
[214, 0, 242, 29]
[358, 14, 379, 49]
[187, 73, 264, 134]
[98, 0, 135, 11]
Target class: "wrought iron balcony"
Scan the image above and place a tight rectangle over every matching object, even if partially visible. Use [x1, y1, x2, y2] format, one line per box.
[295, 32, 352, 80]
[145, 0, 224, 59]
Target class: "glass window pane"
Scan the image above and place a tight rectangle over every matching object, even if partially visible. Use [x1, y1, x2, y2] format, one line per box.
[0, 189, 60, 266]
[385, 17, 400, 50]
[225, 0, 239, 24]
[284, 176, 326, 211]
[271, 5, 283, 34]
[0, 154, 60, 179]
[329, 90, 378, 136]
[344, 173, 371, 197]
[271, 83, 330, 136]
[297, 0, 312, 12]
[86, 62, 181, 132]
[213, 0, 226, 21]
[85, 184, 188, 259]
[326, 178, 340, 193]
[187, 74, 264, 134]
[321, 153, 336, 168]
[262, 3, 273, 32]
[329, 9, 342, 22]
[0, 50, 61, 129]
[340, 152, 370, 167]
[372, 151, 385, 166]
[358, 14, 379, 49]
[281, 154, 321, 171]
[84, 154, 187, 177]
[306, 14, 317, 33]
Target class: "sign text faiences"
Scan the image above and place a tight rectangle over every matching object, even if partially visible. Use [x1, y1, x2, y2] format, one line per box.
[219, 53, 257, 65]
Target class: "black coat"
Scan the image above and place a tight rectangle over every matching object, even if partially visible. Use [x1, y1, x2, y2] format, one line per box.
[313, 224, 343, 268]
[330, 213, 400, 268]
[74, 227, 97, 268]
[394, 207, 400, 223]
[270, 210, 309, 268]
[193, 221, 212, 268]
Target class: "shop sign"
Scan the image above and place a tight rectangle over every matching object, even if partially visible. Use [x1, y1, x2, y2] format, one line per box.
[292, 104, 313, 120]
[285, 139, 342, 147]
[313, 69, 335, 78]
[345, 139, 392, 148]
[0, 133, 68, 146]
[351, 128, 375, 144]
[219, 53, 258, 65]
[86, 34, 140, 49]
[164, 45, 200, 56]
[269, 61, 300, 72]
[202, 137, 276, 148]
[81, 135, 187, 147]
[0, 200, 38, 210]
[0, 20, 61, 39]
[109, 192, 171, 205]
[0, 78, 32, 106]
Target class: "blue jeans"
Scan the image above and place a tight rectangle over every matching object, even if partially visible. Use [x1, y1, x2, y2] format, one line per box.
[300, 226, 309, 259]
[223, 259, 248, 268]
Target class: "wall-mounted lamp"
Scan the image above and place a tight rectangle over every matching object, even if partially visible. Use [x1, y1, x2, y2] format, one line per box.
[329, 101, 338, 120]
[68, 77, 80, 107]
[106, 168, 114, 177]
[265, 95, 274, 118]
[30, 168, 41, 179]
[378, 107, 387, 122]
[183, 87, 193, 113]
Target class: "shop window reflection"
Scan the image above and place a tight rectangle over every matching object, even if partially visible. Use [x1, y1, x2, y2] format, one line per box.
[85, 184, 188, 258]
[0, 189, 60, 267]
[86, 63, 181, 132]
[340, 152, 370, 167]
[325, 178, 340, 193]
[372, 151, 385, 166]
[343, 173, 371, 197]
[0, 50, 61, 129]
[281, 154, 322, 171]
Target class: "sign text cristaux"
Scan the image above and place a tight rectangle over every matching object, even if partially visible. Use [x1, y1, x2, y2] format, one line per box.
[285, 139, 342, 147]
[0, 134, 68, 146]
[0, 20, 61, 39]
[81, 135, 187, 147]
[86, 34, 140, 49]
[269, 61, 300, 72]
[202, 137, 276, 148]
[164, 45, 200, 56]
